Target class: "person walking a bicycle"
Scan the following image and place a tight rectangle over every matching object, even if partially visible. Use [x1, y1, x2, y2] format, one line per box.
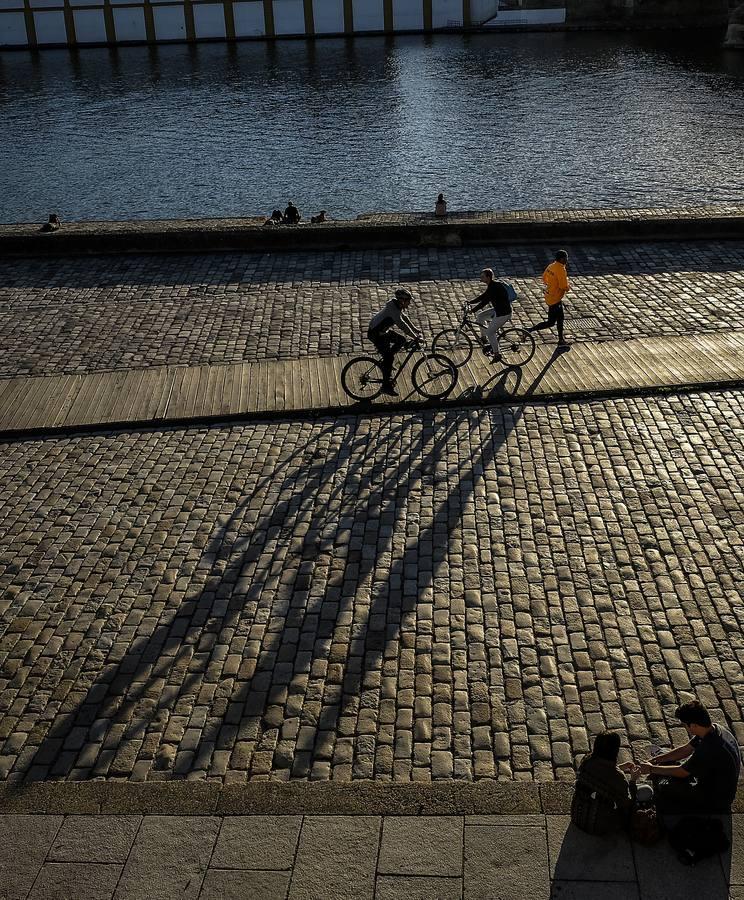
[368, 288, 423, 395]
[468, 268, 514, 362]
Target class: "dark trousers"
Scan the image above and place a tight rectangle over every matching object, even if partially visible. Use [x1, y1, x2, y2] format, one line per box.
[369, 330, 407, 383]
[532, 302, 565, 338]
[653, 776, 710, 816]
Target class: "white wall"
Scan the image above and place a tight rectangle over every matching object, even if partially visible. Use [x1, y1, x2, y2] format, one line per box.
[272, 0, 304, 33]
[432, 0, 462, 27]
[113, 6, 147, 40]
[33, 9, 66, 42]
[312, 0, 343, 32]
[469, 0, 498, 24]
[193, 2, 226, 36]
[485, 7, 566, 24]
[153, 4, 186, 38]
[352, 0, 383, 30]
[233, 0, 264, 35]
[0, 9, 26, 43]
[73, 7, 107, 41]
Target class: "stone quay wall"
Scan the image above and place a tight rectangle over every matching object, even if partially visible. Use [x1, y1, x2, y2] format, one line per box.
[2, 205, 744, 258]
[0, 0, 729, 51]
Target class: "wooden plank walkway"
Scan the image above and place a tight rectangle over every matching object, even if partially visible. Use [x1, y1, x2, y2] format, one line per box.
[0, 332, 742, 436]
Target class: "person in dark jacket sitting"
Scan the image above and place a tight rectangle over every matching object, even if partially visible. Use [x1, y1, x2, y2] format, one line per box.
[572, 731, 640, 835]
[468, 268, 514, 362]
[283, 201, 301, 224]
[629, 701, 741, 814]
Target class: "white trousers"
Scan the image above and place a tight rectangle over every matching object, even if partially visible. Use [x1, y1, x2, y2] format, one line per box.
[476, 310, 511, 354]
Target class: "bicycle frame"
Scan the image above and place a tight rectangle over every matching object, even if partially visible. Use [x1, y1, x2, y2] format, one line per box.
[457, 307, 480, 336]
[388, 343, 423, 384]
[461, 305, 516, 342]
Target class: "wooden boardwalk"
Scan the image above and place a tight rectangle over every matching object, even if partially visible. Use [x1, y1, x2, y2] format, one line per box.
[1, 331, 743, 436]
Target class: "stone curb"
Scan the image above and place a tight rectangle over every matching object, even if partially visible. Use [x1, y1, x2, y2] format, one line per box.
[2, 207, 744, 256]
[1, 781, 741, 816]
[0, 781, 563, 816]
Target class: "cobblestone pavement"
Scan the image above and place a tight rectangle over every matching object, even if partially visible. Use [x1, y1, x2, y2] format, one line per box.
[0, 390, 742, 785]
[1, 241, 742, 376]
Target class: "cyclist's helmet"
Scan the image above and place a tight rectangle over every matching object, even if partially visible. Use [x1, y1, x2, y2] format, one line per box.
[395, 288, 413, 302]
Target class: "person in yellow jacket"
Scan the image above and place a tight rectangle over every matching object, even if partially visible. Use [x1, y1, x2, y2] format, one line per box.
[530, 249, 570, 346]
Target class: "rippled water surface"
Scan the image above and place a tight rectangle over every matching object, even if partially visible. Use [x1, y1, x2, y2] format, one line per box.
[1, 31, 743, 222]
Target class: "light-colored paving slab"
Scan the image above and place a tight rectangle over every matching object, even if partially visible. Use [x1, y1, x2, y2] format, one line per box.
[378, 816, 463, 876]
[210, 816, 302, 870]
[113, 815, 220, 900]
[465, 815, 546, 827]
[547, 816, 635, 883]
[30, 862, 122, 900]
[289, 816, 380, 900]
[0, 810, 740, 899]
[375, 875, 463, 900]
[464, 823, 550, 900]
[199, 869, 291, 900]
[0, 814, 62, 900]
[48, 815, 141, 863]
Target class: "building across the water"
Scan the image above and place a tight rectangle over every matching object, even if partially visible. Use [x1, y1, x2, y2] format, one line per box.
[0, 0, 729, 49]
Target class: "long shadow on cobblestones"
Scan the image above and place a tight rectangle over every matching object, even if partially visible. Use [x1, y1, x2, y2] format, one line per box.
[2, 242, 743, 290]
[21, 355, 565, 783]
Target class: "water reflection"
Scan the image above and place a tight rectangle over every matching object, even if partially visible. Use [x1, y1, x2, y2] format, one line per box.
[0, 31, 742, 222]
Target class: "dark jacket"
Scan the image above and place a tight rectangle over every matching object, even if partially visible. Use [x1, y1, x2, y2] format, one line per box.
[470, 280, 512, 317]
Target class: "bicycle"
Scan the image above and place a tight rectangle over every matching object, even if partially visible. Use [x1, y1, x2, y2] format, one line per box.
[341, 339, 458, 402]
[432, 304, 536, 368]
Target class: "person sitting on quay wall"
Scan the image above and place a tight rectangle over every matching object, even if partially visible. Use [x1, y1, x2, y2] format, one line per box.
[283, 201, 301, 224]
[622, 700, 742, 815]
[310, 210, 327, 224]
[40, 213, 61, 233]
[435, 193, 447, 216]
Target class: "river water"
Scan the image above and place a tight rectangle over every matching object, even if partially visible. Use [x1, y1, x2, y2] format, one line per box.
[1, 31, 743, 223]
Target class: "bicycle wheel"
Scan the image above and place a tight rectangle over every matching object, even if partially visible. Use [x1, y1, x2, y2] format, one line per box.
[431, 328, 474, 366]
[412, 353, 458, 399]
[341, 356, 385, 401]
[498, 326, 536, 367]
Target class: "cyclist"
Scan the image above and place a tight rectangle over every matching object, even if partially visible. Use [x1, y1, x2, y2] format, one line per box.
[468, 268, 515, 361]
[368, 288, 423, 396]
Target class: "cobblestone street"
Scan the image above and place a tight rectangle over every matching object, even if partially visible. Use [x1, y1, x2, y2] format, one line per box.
[1, 240, 743, 375]
[1, 391, 742, 785]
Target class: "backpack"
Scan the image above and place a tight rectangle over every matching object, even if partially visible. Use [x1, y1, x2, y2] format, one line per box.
[667, 817, 730, 866]
[570, 783, 617, 836]
[503, 282, 517, 304]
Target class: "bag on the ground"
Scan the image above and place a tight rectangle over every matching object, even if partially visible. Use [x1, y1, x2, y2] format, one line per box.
[667, 816, 730, 866]
[629, 806, 662, 846]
